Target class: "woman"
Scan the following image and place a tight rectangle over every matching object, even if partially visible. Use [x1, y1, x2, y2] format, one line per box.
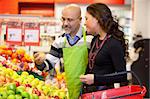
[80, 3, 128, 93]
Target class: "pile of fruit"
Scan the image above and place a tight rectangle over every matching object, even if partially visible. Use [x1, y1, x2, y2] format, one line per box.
[0, 65, 68, 98]
[0, 45, 48, 78]
[0, 83, 39, 99]
[0, 45, 68, 98]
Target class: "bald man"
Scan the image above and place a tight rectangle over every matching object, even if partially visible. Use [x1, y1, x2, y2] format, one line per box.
[61, 4, 81, 37]
[34, 4, 93, 98]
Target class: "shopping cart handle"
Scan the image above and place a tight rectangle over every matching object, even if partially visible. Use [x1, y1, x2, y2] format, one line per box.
[141, 86, 147, 96]
[103, 71, 143, 88]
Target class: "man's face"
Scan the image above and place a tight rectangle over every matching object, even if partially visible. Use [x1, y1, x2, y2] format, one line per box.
[61, 9, 81, 34]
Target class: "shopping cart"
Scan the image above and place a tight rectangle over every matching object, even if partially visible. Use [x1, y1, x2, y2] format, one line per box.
[81, 71, 147, 99]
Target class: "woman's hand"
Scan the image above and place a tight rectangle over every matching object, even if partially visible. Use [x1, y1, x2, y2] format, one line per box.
[80, 74, 94, 85]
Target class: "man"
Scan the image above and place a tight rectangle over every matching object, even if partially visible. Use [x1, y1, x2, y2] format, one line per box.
[34, 4, 93, 99]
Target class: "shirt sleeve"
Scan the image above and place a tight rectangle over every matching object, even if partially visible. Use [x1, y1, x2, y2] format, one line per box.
[37, 36, 64, 71]
[94, 71, 127, 85]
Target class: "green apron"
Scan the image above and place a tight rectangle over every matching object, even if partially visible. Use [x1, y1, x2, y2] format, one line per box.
[63, 28, 88, 99]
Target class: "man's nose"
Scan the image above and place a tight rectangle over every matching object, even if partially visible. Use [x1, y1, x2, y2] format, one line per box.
[63, 20, 68, 26]
[84, 23, 86, 26]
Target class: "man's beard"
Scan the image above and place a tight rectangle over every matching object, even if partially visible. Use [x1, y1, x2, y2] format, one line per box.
[62, 25, 71, 33]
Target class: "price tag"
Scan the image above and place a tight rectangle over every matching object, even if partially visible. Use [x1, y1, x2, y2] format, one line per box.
[6, 28, 22, 45]
[24, 22, 40, 46]
[24, 29, 40, 46]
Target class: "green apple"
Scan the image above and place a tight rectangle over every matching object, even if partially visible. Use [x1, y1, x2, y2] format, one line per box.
[15, 94, 22, 99]
[0, 92, 8, 99]
[29, 94, 34, 99]
[28, 75, 34, 80]
[20, 75, 27, 82]
[7, 90, 15, 95]
[6, 68, 14, 76]
[7, 94, 15, 99]
[33, 94, 39, 99]
[21, 71, 29, 76]
[59, 91, 66, 99]
[31, 78, 39, 87]
[23, 78, 32, 84]
[7, 83, 16, 92]
[36, 84, 42, 91]
[21, 91, 30, 98]
[16, 86, 25, 94]
[16, 78, 23, 84]
[38, 81, 45, 86]
[43, 89, 49, 95]
[42, 85, 51, 95]
[12, 72, 19, 79]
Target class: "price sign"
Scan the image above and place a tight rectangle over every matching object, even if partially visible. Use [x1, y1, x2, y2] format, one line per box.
[24, 22, 40, 46]
[24, 28, 40, 46]
[6, 21, 23, 45]
[6, 28, 22, 45]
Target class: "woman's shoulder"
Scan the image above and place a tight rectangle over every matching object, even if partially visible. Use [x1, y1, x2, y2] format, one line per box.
[107, 36, 122, 47]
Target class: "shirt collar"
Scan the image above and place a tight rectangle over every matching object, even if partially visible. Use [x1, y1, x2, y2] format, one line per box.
[66, 25, 83, 38]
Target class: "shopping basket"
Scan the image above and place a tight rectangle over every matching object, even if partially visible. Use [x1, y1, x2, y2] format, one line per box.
[81, 71, 147, 99]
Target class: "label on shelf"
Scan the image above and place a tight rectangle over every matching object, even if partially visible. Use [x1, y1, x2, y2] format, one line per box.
[24, 22, 40, 46]
[24, 28, 40, 46]
[6, 27, 22, 45]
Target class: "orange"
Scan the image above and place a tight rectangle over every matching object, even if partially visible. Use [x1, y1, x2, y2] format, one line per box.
[11, 53, 18, 59]
[16, 49, 25, 56]
[6, 50, 13, 56]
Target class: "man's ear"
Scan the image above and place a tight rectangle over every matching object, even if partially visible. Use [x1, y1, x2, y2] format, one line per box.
[79, 17, 82, 21]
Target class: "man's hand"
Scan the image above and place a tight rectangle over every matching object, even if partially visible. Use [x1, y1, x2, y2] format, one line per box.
[80, 74, 94, 85]
[33, 52, 46, 65]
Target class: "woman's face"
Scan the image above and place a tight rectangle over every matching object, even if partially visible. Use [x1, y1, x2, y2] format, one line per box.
[85, 12, 98, 35]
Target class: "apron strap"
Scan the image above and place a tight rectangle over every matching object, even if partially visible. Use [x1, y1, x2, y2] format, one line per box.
[82, 27, 87, 45]
[64, 37, 67, 47]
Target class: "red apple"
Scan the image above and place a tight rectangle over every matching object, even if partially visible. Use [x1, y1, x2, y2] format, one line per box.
[15, 81, 20, 87]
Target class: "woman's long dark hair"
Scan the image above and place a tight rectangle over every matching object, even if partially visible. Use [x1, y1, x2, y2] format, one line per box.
[87, 3, 128, 59]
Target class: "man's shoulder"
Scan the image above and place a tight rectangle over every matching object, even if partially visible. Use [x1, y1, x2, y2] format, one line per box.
[55, 33, 66, 40]
[52, 33, 66, 48]
[58, 33, 66, 38]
